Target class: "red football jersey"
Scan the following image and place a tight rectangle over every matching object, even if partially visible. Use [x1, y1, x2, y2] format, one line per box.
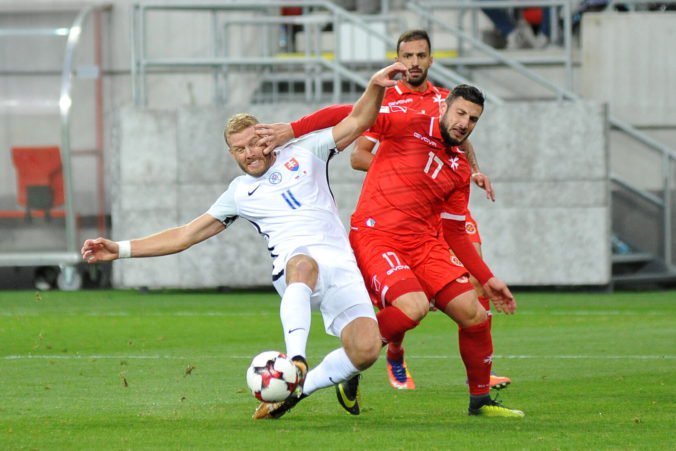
[351, 107, 470, 237]
[363, 80, 450, 142]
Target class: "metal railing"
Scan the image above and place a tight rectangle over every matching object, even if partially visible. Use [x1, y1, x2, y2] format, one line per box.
[413, 0, 575, 88]
[130, 0, 480, 105]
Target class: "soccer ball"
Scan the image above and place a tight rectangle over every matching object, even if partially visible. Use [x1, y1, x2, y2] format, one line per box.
[246, 351, 299, 402]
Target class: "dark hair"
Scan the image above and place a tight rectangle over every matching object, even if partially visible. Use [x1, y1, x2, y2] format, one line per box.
[446, 84, 485, 109]
[396, 29, 431, 55]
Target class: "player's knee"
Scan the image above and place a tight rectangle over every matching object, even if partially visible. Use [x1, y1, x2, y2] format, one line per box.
[392, 292, 429, 322]
[285, 254, 319, 288]
[458, 303, 488, 328]
[350, 338, 380, 370]
[344, 321, 381, 370]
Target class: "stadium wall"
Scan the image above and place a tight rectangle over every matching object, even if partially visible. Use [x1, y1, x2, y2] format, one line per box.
[110, 101, 610, 288]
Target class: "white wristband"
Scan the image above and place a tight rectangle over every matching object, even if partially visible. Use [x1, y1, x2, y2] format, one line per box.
[117, 240, 132, 259]
[471, 172, 482, 179]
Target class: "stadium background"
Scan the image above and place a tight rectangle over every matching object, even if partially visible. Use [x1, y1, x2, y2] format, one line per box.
[0, 2, 674, 449]
[1, 0, 674, 291]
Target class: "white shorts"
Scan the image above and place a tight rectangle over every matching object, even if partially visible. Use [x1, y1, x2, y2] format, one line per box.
[272, 245, 376, 337]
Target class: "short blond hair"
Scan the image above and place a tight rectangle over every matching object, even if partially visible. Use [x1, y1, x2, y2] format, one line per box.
[224, 113, 259, 146]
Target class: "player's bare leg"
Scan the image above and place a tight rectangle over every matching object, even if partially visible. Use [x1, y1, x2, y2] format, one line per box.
[335, 316, 380, 415]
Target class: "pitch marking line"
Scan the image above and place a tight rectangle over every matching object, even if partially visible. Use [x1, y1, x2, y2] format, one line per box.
[0, 310, 667, 317]
[0, 311, 274, 317]
[3, 354, 674, 361]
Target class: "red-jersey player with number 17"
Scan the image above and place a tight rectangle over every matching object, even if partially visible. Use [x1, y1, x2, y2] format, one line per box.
[351, 29, 509, 394]
[349, 85, 524, 417]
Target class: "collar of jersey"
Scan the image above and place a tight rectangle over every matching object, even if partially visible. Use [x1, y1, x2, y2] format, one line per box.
[394, 79, 438, 97]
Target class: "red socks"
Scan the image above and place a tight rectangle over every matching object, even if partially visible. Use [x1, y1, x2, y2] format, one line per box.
[376, 306, 419, 347]
[386, 342, 405, 362]
[459, 319, 493, 396]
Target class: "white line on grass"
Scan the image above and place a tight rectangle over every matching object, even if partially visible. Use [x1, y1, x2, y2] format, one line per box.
[515, 310, 664, 316]
[0, 311, 274, 317]
[3, 354, 674, 361]
[1, 310, 667, 317]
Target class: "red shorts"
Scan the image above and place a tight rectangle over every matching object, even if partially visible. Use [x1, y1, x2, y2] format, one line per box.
[465, 210, 482, 245]
[349, 228, 472, 310]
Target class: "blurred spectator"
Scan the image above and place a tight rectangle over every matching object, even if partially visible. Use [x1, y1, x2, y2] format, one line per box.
[334, 0, 382, 14]
[279, 4, 304, 52]
[523, 7, 551, 45]
[480, 3, 546, 49]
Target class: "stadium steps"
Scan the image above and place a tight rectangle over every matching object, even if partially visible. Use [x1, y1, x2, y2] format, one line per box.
[611, 252, 676, 287]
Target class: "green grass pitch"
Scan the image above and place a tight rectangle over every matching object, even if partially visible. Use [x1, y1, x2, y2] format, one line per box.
[1, 289, 674, 449]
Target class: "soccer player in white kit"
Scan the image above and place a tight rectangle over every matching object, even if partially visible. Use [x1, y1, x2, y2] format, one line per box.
[81, 62, 407, 420]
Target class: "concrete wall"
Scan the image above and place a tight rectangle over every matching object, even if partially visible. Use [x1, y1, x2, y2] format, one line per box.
[468, 101, 610, 285]
[581, 12, 676, 127]
[111, 101, 610, 288]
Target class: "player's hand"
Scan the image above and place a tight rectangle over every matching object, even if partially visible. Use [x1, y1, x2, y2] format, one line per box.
[81, 237, 120, 263]
[482, 277, 516, 314]
[254, 122, 294, 155]
[370, 62, 407, 88]
[472, 172, 495, 202]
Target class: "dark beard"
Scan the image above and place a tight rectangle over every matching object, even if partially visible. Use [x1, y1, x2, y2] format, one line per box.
[407, 75, 425, 87]
[440, 124, 463, 147]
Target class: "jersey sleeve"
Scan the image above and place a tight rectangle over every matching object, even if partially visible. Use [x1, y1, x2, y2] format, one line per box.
[442, 219, 494, 286]
[291, 104, 353, 137]
[291, 128, 337, 162]
[362, 129, 381, 143]
[367, 107, 396, 141]
[206, 179, 239, 227]
[440, 187, 493, 285]
[361, 105, 392, 142]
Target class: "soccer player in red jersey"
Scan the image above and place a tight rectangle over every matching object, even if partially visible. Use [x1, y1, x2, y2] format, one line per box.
[351, 30, 511, 392]
[349, 85, 523, 416]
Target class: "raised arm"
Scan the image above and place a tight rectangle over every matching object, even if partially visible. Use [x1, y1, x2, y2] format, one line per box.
[81, 213, 225, 263]
[254, 63, 404, 152]
[332, 62, 406, 150]
[254, 104, 353, 155]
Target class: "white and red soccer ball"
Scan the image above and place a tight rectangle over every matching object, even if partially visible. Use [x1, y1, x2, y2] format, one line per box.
[246, 351, 299, 402]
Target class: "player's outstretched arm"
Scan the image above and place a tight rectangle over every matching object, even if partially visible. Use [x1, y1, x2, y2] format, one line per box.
[332, 62, 406, 150]
[483, 277, 516, 314]
[254, 104, 355, 154]
[350, 136, 376, 171]
[462, 139, 495, 202]
[81, 214, 225, 263]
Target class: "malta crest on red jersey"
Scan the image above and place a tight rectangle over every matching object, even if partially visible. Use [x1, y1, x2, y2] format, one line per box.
[465, 222, 476, 234]
[284, 158, 300, 172]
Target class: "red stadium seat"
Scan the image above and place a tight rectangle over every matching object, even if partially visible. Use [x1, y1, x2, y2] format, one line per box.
[11, 146, 64, 221]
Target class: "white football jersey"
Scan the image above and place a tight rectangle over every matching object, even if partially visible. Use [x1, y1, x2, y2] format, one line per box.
[207, 128, 354, 278]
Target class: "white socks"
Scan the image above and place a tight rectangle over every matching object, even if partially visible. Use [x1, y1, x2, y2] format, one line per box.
[280, 283, 359, 397]
[302, 347, 359, 396]
[280, 282, 312, 360]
